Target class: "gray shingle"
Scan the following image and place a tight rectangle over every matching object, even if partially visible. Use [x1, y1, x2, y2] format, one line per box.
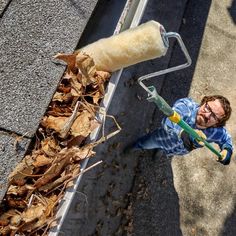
[0, 0, 98, 137]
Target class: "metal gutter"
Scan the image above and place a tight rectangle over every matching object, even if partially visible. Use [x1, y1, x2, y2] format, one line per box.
[49, 0, 149, 234]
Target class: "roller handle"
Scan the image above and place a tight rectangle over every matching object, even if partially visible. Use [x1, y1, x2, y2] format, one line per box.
[147, 86, 174, 116]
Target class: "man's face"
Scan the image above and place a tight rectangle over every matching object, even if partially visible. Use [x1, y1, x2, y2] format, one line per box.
[196, 99, 225, 129]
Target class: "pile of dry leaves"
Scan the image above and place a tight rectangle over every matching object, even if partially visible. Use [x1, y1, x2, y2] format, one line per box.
[0, 53, 120, 235]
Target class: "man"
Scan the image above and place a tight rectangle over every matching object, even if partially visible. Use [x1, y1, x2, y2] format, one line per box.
[131, 95, 233, 165]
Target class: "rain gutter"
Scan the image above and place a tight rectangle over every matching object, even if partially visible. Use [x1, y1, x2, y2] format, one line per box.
[49, 0, 149, 234]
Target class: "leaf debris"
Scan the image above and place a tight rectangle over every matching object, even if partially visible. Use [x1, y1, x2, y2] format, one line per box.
[0, 52, 120, 235]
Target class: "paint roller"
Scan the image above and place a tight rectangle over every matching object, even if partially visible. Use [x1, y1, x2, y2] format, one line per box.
[79, 20, 169, 72]
[79, 20, 222, 158]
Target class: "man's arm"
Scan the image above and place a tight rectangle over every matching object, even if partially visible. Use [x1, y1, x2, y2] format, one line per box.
[217, 129, 233, 165]
[162, 98, 194, 136]
[194, 127, 234, 165]
[219, 148, 232, 165]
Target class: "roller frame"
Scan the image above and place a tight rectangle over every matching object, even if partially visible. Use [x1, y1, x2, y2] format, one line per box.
[138, 28, 192, 95]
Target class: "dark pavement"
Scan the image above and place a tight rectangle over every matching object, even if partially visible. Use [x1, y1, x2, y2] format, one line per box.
[62, 0, 236, 235]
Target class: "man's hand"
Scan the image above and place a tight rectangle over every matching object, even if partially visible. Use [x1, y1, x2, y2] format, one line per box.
[218, 148, 232, 165]
[194, 129, 207, 146]
[180, 129, 206, 151]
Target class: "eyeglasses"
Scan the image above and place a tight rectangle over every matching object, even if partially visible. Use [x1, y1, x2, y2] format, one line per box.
[204, 102, 221, 123]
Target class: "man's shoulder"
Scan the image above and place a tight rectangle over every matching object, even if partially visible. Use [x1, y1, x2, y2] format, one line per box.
[175, 97, 198, 107]
[205, 126, 229, 136]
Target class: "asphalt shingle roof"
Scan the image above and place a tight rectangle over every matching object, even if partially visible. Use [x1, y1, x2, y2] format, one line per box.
[0, 0, 98, 200]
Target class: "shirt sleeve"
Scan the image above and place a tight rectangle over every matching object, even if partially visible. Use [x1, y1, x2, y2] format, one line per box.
[218, 128, 233, 152]
[189, 125, 233, 151]
[207, 128, 233, 165]
[162, 98, 193, 136]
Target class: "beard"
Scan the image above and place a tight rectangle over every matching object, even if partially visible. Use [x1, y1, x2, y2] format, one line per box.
[196, 114, 209, 129]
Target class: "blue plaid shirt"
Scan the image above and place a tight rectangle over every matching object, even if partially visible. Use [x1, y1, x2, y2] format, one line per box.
[135, 98, 233, 157]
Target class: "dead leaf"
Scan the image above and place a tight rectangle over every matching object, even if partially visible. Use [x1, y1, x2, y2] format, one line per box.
[47, 102, 72, 117]
[71, 146, 95, 161]
[52, 92, 73, 103]
[93, 91, 101, 104]
[0, 209, 18, 226]
[44, 195, 58, 217]
[41, 116, 68, 133]
[66, 135, 86, 148]
[96, 71, 111, 80]
[41, 137, 60, 157]
[34, 147, 82, 189]
[10, 214, 21, 226]
[71, 73, 83, 91]
[76, 53, 96, 79]
[8, 155, 34, 186]
[6, 195, 27, 209]
[7, 185, 28, 197]
[32, 154, 52, 167]
[71, 110, 98, 137]
[0, 225, 11, 235]
[21, 203, 45, 227]
[39, 173, 72, 192]
[54, 53, 77, 74]
[58, 83, 71, 94]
